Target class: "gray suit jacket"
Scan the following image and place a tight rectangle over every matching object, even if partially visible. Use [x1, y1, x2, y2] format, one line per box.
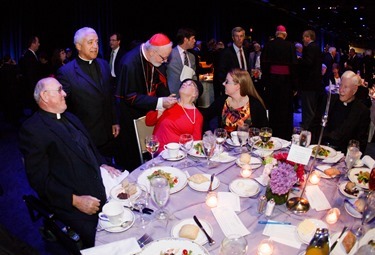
[166, 47, 197, 95]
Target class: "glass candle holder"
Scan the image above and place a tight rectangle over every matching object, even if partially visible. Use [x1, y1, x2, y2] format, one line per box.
[257, 239, 274, 255]
[309, 171, 321, 185]
[240, 164, 252, 178]
[326, 207, 340, 224]
[206, 191, 218, 208]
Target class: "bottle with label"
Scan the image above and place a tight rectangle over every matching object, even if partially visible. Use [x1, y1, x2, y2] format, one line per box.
[369, 168, 375, 191]
[305, 228, 330, 255]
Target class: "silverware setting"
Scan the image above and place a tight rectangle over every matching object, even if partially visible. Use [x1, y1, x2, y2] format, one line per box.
[193, 215, 215, 246]
[96, 220, 131, 231]
[208, 173, 215, 192]
[330, 226, 348, 251]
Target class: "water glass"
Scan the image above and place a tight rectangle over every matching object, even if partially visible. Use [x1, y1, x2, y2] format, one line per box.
[214, 128, 227, 154]
[219, 234, 248, 255]
[150, 175, 170, 220]
[299, 130, 311, 147]
[237, 123, 249, 153]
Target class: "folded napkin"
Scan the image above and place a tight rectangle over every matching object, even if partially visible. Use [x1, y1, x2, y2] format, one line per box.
[305, 185, 331, 211]
[275, 137, 291, 148]
[254, 174, 270, 186]
[100, 167, 129, 199]
[322, 151, 344, 164]
[211, 206, 250, 237]
[81, 237, 141, 255]
[211, 152, 237, 163]
[218, 192, 241, 212]
[263, 224, 302, 249]
[362, 155, 375, 169]
[253, 149, 273, 158]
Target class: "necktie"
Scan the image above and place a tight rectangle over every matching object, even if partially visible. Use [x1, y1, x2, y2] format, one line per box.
[239, 48, 245, 70]
[109, 51, 114, 71]
[183, 51, 189, 66]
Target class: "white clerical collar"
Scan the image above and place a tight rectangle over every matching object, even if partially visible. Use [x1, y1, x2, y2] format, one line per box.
[78, 55, 93, 64]
[343, 102, 347, 106]
[56, 113, 61, 119]
[141, 43, 149, 61]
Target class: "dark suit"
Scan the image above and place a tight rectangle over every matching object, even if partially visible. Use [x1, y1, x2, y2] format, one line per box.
[19, 110, 107, 248]
[106, 47, 127, 79]
[214, 46, 250, 98]
[56, 58, 118, 161]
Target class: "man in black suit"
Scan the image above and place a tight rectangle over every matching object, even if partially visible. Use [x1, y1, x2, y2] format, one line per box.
[56, 27, 120, 166]
[213, 26, 250, 99]
[108, 32, 127, 87]
[19, 77, 121, 248]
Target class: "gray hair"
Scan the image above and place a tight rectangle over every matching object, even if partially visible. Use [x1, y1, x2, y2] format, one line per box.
[33, 79, 47, 103]
[74, 27, 97, 45]
[328, 47, 336, 54]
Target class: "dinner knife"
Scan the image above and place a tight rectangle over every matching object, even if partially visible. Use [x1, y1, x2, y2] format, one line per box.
[330, 226, 348, 251]
[344, 199, 362, 214]
[123, 205, 154, 215]
[258, 220, 291, 225]
[193, 215, 215, 246]
[208, 173, 215, 192]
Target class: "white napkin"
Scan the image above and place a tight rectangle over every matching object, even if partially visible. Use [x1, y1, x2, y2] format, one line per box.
[275, 137, 291, 148]
[263, 224, 302, 249]
[254, 174, 270, 186]
[100, 167, 129, 199]
[253, 149, 273, 158]
[180, 65, 196, 81]
[322, 151, 344, 163]
[305, 185, 331, 211]
[211, 152, 236, 163]
[81, 237, 141, 255]
[362, 155, 375, 169]
[217, 192, 241, 212]
[211, 206, 250, 237]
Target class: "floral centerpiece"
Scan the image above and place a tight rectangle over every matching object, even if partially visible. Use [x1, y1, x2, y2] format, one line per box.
[263, 152, 305, 205]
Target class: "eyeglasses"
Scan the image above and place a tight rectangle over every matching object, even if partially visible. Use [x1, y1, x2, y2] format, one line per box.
[109, 39, 118, 42]
[154, 50, 168, 63]
[223, 80, 237, 85]
[44, 87, 63, 94]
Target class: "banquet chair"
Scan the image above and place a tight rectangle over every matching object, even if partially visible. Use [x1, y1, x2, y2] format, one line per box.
[23, 194, 83, 255]
[133, 115, 154, 164]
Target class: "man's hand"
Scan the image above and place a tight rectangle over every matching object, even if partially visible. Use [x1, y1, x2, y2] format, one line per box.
[162, 94, 177, 109]
[72, 195, 101, 215]
[101, 164, 121, 178]
[112, 124, 120, 137]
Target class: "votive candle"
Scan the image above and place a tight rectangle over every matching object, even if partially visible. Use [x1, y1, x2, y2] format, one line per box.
[241, 164, 252, 178]
[257, 239, 274, 255]
[206, 192, 218, 207]
[326, 208, 340, 224]
[309, 171, 320, 185]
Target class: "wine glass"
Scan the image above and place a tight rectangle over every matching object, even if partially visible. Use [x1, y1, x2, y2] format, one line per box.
[129, 184, 150, 228]
[248, 127, 260, 152]
[236, 123, 249, 153]
[292, 126, 302, 145]
[145, 135, 160, 168]
[259, 127, 272, 144]
[345, 140, 361, 178]
[299, 130, 311, 147]
[352, 191, 375, 238]
[179, 134, 194, 168]
[219, 234, 248, 255]
[202, 132, 217, 166]
[150, 175, 170, 220]
[214, 128, 227, 154]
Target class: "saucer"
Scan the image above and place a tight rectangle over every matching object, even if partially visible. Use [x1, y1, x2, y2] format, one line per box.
[160, 150, 185, 161]
[98, 208, 135, 233]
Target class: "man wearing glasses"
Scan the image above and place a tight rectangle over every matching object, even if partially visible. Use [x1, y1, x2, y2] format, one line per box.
[115, 33, 177, 171]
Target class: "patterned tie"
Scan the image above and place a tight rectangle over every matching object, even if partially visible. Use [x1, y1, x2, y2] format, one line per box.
[109, 51, 114, 71]
[239, 48, 245, 70]
[183, 51, 189, 66]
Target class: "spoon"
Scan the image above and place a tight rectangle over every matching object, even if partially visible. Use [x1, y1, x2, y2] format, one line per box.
[97, 220, 131, 231]
[208, 173, 215, 192]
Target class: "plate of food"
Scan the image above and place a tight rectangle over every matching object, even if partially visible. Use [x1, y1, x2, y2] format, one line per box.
[339, 181, 361, 198]
[344, 198, 364, 218]
[308, 145, 337, 159]
[139, 237, 210, 255]
[229, 178, 260, 197]
[296, 219, 328, 244]
[330, 230, 359, 255]
[171, 218, 213, 245]
[187, 173, 220, 192]
[315, 165, 341, 178]
[210, 152, 237, 163]
[98, 207, 135, 233]
[160, 150, 186, 161]
[252, 138, 282, 151]
[137, 167, 187, 194]
[235, 153, 262, 169]
[188, 141, 205, 158]
[110, 179, 141, 206]
[348, 168, 370, 189]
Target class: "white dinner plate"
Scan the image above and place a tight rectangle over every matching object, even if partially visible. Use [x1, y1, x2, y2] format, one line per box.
[171, 218, 213, 245]
[139, 237, 210, 255]
[137, 166, 188, 194]
[109, 183, 141, 206]
[188, 141, 206, 158]
[354, 159, 364, 168]
[160, 150, 186, 161]
[348, 168, 371, 189]
[338, 182, 360, 199]
[296, 219, 328, 244]
[188, 174, 220, 192]
[252, 137, 282, 151]
[307, 145, 337, 159]
[330, 230, 359, 255]
[359, 228, 375, 248]
[98, 208, 135, 233]
[229, 178, 260, 197]
[344, 198, 362, 218]
[235, 156, 262, 169]
[210, 152, 237, 163]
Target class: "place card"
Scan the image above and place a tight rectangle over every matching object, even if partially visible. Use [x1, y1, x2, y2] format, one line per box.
[262, 224, 302, 249]
[211, 206, 250, 237]
[287, 144, 312, 165]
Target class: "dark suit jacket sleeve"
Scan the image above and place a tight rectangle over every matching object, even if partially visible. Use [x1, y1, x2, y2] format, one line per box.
[249, 97, 269, 128]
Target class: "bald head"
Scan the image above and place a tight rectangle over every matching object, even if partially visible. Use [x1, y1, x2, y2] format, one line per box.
[34, 77, 67, 114]
[339, 70, 360, 103]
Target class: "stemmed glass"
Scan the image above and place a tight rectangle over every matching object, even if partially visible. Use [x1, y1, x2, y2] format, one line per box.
[248, 127, 260, 152]
[214, 128, 227, 154]
[202, 132, 217, 166]
[145, 135, 160, 168]
[299, 130, 311, 147]
[292, 126, 302, 144]
[259, 127, 272, 144]
[352, 191, 375, 238]
[150, 175, 170, 220]
[345, 140, 361, 178]
[236, 123, 249, 153]
[179, 134, 194, 168]
[129, 184, 150, 228]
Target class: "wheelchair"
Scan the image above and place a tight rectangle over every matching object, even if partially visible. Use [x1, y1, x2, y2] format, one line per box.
[23, 194, 83, 255]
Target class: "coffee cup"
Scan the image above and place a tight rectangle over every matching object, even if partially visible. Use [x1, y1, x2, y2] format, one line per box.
[164, 142, 180, 158]
[98, 201, 125, 225]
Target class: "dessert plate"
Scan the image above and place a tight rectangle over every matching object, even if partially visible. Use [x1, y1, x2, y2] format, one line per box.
[160, 150, 185, 161]
[229, 178, 260, 197]
[188, 173, 220, 192]
[344, 198, 362, 218]
[296, 219, 327, 244]
[171, 218, 213, 245]
[330, 230, 359, 255]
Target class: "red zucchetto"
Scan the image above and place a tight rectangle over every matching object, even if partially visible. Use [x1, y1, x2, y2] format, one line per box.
[149, 33, 171, 46]
[276, 25, 287, 32]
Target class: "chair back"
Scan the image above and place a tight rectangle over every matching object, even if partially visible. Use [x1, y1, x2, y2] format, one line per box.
[133, 116, 154, 164]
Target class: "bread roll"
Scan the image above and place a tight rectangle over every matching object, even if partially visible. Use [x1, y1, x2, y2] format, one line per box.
[341, 230, 356, 253]
[324, 167, 340, 177]
[345, 182, 356, 193]
[240, 153, 251, 164]
[179, 224, 199, 240]
[354, 198, 366, 213]
[188, 174, 209, 184]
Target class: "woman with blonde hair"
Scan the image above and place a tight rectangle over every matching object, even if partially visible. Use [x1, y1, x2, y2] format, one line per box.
[203, 68, 268, 132]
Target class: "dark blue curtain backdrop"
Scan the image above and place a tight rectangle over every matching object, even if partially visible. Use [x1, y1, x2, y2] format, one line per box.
[1, 0, 342, 62]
